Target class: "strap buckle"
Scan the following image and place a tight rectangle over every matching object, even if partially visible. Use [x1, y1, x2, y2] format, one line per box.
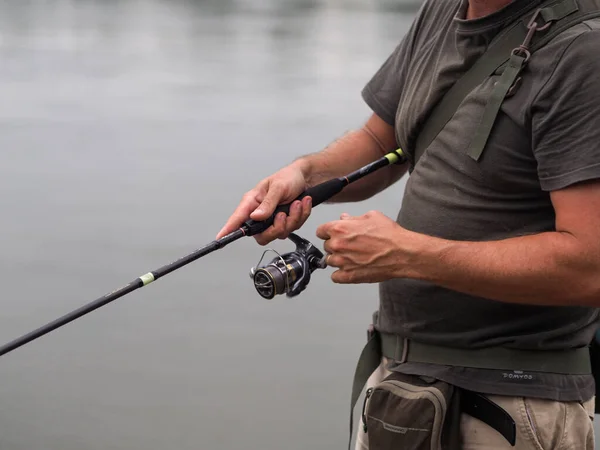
[527, 7, 553, 31]
[512, 7, 551, 62]
[506, 7, 555, 97]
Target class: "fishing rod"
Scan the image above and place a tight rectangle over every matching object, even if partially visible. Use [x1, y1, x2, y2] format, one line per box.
[0, 148, 407, 357]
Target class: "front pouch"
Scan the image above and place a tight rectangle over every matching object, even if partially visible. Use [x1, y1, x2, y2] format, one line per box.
[362, 371, 461, 450]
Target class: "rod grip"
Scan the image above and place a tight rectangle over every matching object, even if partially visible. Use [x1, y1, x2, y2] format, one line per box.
[243, 178, 346, 236]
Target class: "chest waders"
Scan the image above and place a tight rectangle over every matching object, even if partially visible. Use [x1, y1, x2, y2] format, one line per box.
[349, 1, 600, 448]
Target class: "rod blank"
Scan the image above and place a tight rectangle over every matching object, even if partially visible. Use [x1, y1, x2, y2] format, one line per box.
[0, 229, 245, 357]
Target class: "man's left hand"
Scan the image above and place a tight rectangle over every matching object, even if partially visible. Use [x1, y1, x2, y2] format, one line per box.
[315, 210, 418, 284]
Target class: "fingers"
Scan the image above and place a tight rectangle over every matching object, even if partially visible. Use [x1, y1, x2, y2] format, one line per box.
[324, 252, 342, 268]
[315, 222, 331, 240]
[218, 164, 312, 242]
[323, 252, 360, 283]
[322, 238, 335, 255]
[316, 212, 354, 240]
[318, 212, 353, 270]
[300, 196, 312, 224]
[250, 181, 285, 221]
[331, 269, 360, 284]
[216, 191, 261, 239]
[254, 196, 313, 245]
[254, 212, 288, 245]
[282, 196, 312, 237]
[218, 188, 313, 245]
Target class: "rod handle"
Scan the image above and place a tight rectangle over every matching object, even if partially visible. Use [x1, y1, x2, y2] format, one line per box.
[243, 178, 346, 236]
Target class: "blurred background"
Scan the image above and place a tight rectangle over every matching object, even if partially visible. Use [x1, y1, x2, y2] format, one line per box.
[0, 1, 596, 449]
[0, 0, 416, 449]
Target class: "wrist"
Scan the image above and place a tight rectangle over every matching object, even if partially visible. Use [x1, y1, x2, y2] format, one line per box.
[291, 155, 311, 175]
[393, 228, 453, 282]
[291, 155, 315, 183]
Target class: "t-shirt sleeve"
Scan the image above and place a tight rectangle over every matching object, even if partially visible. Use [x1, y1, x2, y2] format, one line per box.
[361, 7, 425, 126]
[532, 28, 600, 191]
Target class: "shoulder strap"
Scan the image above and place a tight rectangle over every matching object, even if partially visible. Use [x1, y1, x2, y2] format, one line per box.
[411, 0, 600, 170]
[467, 1, 600, 161]
[411, 19, 527, 170]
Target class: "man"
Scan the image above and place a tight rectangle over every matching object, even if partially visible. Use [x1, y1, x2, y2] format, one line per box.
[217, 0, 600, 447]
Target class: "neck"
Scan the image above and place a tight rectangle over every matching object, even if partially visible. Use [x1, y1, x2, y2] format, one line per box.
[466, 0, 514, 19]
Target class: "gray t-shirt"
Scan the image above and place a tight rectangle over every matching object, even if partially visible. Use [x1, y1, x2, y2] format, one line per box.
[362, 0, 600, 401]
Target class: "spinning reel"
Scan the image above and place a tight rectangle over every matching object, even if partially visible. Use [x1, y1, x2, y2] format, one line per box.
[249, 233, 327, 299]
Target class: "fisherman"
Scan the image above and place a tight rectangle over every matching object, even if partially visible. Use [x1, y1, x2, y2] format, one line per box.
[216, 0, 600, 446]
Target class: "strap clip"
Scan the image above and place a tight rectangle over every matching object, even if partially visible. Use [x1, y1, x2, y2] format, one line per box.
[511, 7, 551, 66]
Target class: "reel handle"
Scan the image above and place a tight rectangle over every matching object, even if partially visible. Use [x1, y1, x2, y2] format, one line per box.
[242, 178, 346, 236]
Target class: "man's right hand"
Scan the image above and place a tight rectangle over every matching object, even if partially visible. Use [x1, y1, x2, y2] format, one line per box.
[215, 163, 313, 245]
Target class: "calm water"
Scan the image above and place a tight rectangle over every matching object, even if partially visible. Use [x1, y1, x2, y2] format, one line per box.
[1, 1, 597, 449]
[0, 1, 416, 449]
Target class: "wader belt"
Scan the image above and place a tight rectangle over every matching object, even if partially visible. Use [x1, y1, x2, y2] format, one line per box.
[411, 0, 600, 171]
[348, 328, 592, 449]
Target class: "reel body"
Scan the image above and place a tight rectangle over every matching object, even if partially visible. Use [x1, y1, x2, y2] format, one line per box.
[249, 233, 326, 299]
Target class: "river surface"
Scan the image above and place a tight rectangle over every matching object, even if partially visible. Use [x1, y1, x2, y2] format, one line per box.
[0, 1, 597, 449]
[0, 1, 416, 449]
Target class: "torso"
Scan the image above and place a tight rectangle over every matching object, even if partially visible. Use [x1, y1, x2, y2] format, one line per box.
[365, 0, 600, 401]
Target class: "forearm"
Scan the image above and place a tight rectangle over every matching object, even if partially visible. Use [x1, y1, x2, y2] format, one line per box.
[292, 128, 407, 203]
[409, 230, 600, 307]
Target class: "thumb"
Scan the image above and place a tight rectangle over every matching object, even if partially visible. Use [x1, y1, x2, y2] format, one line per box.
[250, 184, 284, 220]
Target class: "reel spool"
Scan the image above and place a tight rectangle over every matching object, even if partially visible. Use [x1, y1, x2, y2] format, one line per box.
[249, 233, 327, 299]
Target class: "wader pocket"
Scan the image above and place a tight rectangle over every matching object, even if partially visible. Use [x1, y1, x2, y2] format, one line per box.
[362, 371, 460, 450]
